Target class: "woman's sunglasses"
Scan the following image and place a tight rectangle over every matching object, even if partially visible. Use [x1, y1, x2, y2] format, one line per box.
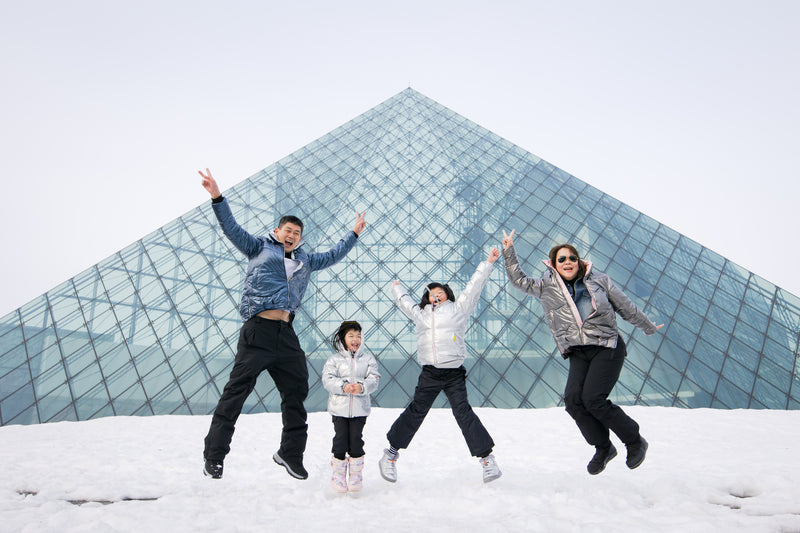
[557, 255, 579, 263]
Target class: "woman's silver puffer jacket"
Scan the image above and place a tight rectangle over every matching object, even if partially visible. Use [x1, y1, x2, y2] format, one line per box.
[392, 261, 494, 368]
[321, 344, 380, 418]
[503, 245, 657, 356]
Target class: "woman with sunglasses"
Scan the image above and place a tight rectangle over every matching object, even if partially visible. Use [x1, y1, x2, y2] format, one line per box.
[500, 230, 663, 475]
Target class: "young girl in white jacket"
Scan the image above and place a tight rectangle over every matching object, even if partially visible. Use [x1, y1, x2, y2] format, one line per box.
[379, 248, 502, 484]
[321, 321, 380, 493]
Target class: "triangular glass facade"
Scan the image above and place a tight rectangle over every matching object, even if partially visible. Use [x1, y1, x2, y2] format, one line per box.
[2, 88, 799, 426]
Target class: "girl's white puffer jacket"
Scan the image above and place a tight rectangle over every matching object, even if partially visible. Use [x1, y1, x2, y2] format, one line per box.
[392, 261, 494, 369]
[321, 344, 380, 418]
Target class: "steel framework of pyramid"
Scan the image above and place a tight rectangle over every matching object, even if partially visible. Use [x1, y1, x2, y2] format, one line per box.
[1, 88, 799, 426]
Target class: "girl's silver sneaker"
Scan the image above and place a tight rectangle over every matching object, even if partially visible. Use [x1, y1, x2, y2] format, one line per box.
[480, 454, 502, 483]
[379, 449, 398, 482]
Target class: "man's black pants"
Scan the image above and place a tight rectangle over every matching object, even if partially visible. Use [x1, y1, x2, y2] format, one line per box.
[204, 316, 308, 463]
[563, 336, 640, 447]
[387, 365, 494, 457]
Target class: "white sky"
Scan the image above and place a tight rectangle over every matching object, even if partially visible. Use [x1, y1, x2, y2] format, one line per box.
[1, 1, 798, 316]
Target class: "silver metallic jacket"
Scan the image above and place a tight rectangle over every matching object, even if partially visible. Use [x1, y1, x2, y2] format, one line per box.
[392, 261, 494, 368]
[321, 344, 380, 418]
[503, 245, 657, 356]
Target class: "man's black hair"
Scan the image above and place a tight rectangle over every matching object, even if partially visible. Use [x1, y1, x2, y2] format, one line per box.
[278, 215, 304, 233]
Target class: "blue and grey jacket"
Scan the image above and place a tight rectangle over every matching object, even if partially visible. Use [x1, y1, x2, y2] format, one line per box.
[212, 197, 359, 322]
[503, 245, 657, 357]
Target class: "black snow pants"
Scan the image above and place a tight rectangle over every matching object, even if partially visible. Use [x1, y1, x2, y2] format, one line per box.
[563, 336, 641, 447]
[204, 316, 309, 463]
[386, 365, 494, 457]
[331, 415, 367, 460]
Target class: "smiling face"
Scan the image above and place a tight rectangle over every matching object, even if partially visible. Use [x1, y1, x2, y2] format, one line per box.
[428, 287, 448, 306]
[555, 247, 580, 281]
[344, 329, 362, 352]
[274, 221, 303, 253]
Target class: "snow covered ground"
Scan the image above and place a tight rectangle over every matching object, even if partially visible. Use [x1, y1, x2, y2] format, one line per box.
[1, 407, 799, 533]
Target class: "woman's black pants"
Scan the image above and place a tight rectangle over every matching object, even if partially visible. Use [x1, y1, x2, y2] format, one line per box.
[563, 336, 640, 447]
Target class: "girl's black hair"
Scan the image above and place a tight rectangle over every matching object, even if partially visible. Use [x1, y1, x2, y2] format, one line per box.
[419, 282, 456, 308]
[330, 320, 362, 351]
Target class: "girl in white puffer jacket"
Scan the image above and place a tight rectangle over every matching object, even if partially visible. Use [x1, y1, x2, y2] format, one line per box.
[378, 247, 503, 484]
[321, 321, 380, 493]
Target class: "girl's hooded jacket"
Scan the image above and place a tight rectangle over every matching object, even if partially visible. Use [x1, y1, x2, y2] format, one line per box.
[503, 245, 657, 357]
[321, 344, 380, 418]
[392, 260, 494, 368]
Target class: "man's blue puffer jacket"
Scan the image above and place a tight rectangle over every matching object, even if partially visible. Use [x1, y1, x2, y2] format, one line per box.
[212, 197, 358, 322]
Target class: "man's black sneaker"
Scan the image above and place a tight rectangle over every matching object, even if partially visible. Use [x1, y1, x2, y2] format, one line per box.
[626, 437, 649, 469]
[587, 443, 617, 475]
[273, 452, 308, 480]
[203, 460, 223, 479]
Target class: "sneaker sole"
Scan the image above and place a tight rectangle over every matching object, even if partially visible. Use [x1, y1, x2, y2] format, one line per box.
[483, 471, 502, 483]
[273, 453, 308, 480]
[379, 472, 397, 483]
[203, 468, 222, 479]
[203, 463, 222, 479]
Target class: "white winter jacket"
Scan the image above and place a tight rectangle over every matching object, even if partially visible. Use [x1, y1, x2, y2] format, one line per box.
[321, 344, 380, 418]
[392, 261, 494, 368]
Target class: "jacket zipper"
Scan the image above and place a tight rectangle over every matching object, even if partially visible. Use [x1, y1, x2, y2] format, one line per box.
[431, 305, 438, 365]
[348, 352, 355, 418]
[284, 244, 303, 310]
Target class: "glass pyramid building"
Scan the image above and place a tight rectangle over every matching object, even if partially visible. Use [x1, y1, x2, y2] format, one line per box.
[2, 88, 799, 426]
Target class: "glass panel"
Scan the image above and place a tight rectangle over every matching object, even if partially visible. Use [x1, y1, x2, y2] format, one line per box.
[714, 379, 749, 408]
[38, 383, 74, 422]
[762, 338, 795, 373]
[1, 383, 38, 424]
[673, 304, 703, 335]
[756, 356, 790, 394]
[751, 378, 787, 409]
[663, 260, 691, 286]
[721, 357, 755, 392]
[681, 288, 710, 319]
